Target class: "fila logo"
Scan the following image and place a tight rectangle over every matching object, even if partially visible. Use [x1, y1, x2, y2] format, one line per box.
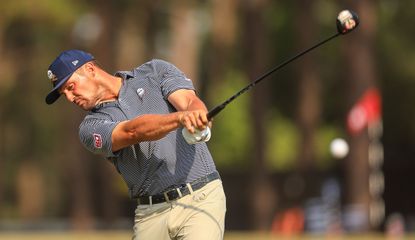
[72, 60, 79, 66]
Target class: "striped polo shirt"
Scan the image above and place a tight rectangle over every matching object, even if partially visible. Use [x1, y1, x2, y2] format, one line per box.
[78, 59, 217, 199]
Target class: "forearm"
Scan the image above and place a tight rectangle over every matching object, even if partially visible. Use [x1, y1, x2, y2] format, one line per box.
[185, 97, 208, 112]
[112, 113, 181, 151]
[127, 113, 182, 140]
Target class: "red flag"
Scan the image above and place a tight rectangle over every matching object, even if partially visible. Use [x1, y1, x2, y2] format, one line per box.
[347, 88, 382, 135]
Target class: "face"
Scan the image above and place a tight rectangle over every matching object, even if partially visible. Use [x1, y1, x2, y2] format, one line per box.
[59, 63, 100, 110]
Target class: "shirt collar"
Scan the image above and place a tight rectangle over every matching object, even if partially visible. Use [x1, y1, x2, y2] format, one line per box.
[115, 70, 134, 80]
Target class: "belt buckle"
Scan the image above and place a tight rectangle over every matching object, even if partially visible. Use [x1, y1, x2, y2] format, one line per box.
[162, 186, 186, 203]
[159, 174, 218, 204]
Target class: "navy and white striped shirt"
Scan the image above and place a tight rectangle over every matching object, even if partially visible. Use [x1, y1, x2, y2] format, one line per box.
[78, 59, 217, 198]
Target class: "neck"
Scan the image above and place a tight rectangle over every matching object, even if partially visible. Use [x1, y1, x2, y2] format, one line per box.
[96, 71, 123, 105]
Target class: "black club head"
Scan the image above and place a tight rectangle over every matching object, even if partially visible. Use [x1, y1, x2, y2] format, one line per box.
[336, 10, 359, 34]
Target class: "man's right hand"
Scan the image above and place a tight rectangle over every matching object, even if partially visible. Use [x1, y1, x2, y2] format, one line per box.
[178, 110, 209, 134]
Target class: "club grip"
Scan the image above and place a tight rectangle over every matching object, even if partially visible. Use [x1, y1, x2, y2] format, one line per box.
[207, 105, 225, 120]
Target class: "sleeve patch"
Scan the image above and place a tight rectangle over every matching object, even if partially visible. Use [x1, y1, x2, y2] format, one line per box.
[93, 133, 103, 149]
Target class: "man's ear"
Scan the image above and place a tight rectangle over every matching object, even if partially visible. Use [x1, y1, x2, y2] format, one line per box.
[83, 61, 96, 77]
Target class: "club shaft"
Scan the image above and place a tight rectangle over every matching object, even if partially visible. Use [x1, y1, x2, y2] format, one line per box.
[207, 32, 341, 120]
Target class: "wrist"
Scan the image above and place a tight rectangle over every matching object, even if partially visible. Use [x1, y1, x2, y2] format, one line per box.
[177, 111, 186, 126]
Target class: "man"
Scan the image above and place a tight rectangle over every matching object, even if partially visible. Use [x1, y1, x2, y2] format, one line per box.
[45, 49, 226, 239]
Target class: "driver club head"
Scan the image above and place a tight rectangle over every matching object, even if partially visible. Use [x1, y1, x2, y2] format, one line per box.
[336, 10, 359, 34]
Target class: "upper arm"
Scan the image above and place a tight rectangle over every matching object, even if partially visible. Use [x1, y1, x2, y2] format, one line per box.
[111, 120, 131, 152]
[79, 117, 119, 157]
[152, 59, 195, 101]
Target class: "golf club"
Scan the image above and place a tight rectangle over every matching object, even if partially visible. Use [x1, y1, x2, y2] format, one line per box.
[206, 9, 359, 120]
[182, 9, 359, 144]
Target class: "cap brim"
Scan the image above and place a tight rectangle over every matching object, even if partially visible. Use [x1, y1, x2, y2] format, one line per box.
[45, 75, 71, 105]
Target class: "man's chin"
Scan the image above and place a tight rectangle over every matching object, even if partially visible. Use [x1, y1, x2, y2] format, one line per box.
[76, 102, 93, 111]
[83, 105, 94, 111]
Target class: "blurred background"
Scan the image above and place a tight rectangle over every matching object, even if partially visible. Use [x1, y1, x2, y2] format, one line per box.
[0, 0, 414, 238]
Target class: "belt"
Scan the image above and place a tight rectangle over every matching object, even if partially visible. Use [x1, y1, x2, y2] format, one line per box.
[137, 172, 220, 205]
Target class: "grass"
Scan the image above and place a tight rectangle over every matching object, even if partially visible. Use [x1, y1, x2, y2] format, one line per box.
[0, 231, 410, 240]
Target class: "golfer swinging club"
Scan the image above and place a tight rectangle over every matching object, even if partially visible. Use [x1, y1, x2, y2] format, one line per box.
[45, 50, 226, 240]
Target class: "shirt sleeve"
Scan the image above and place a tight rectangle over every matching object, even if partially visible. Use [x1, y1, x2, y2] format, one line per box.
[78, 116, 119, 158]
[152, 59, 195, 99]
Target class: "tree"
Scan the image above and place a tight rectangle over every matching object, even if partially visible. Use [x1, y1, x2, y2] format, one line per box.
[342, 0, 379, 231]
[241, 0, 277, 230]
[294, 0, 321, 172]
[168, 1, 200, 86]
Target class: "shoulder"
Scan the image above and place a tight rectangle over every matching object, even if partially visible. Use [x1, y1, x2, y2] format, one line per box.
[78, 114, 119, 157]
[79, 110, 115, 131]
[116, 59, 175, 79]
[145, 59, 181, 73]
[138, 59, 186, 82]
[136, 59, 174, 72]
[79, 113, 118, 141]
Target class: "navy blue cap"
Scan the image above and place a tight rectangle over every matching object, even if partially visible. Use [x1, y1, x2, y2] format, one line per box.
[45, 49, 94, 104]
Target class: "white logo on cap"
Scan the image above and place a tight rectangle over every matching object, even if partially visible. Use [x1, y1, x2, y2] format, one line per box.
[72, 60, 79, 66]
[47, 70, 57, 82]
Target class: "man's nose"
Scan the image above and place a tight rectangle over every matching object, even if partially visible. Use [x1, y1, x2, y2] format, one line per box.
[62, 90, 74, 102]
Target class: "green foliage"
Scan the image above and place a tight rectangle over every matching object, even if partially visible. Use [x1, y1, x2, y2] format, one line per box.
[265, 113, 345, 171]
[265, 111, 299, 171]
[208, 70, 252, 170]
[0, 0, 89, 219]
[1, 0, 414, 226]
[0, 0, 82, 26]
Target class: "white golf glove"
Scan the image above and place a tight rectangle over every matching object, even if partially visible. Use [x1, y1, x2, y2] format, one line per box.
[182, 127, 211, 144]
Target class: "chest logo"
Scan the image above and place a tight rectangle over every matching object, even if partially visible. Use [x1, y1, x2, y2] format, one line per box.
[93, 133, 103, 149]
[137, 88, 145, 99]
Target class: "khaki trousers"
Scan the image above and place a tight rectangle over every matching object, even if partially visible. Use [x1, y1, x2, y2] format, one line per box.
[132, 179, 226, 240]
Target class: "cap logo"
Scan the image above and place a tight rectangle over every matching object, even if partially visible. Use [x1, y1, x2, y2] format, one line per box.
[72, 60, 79, 66]
[47, 70, 58, 83]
